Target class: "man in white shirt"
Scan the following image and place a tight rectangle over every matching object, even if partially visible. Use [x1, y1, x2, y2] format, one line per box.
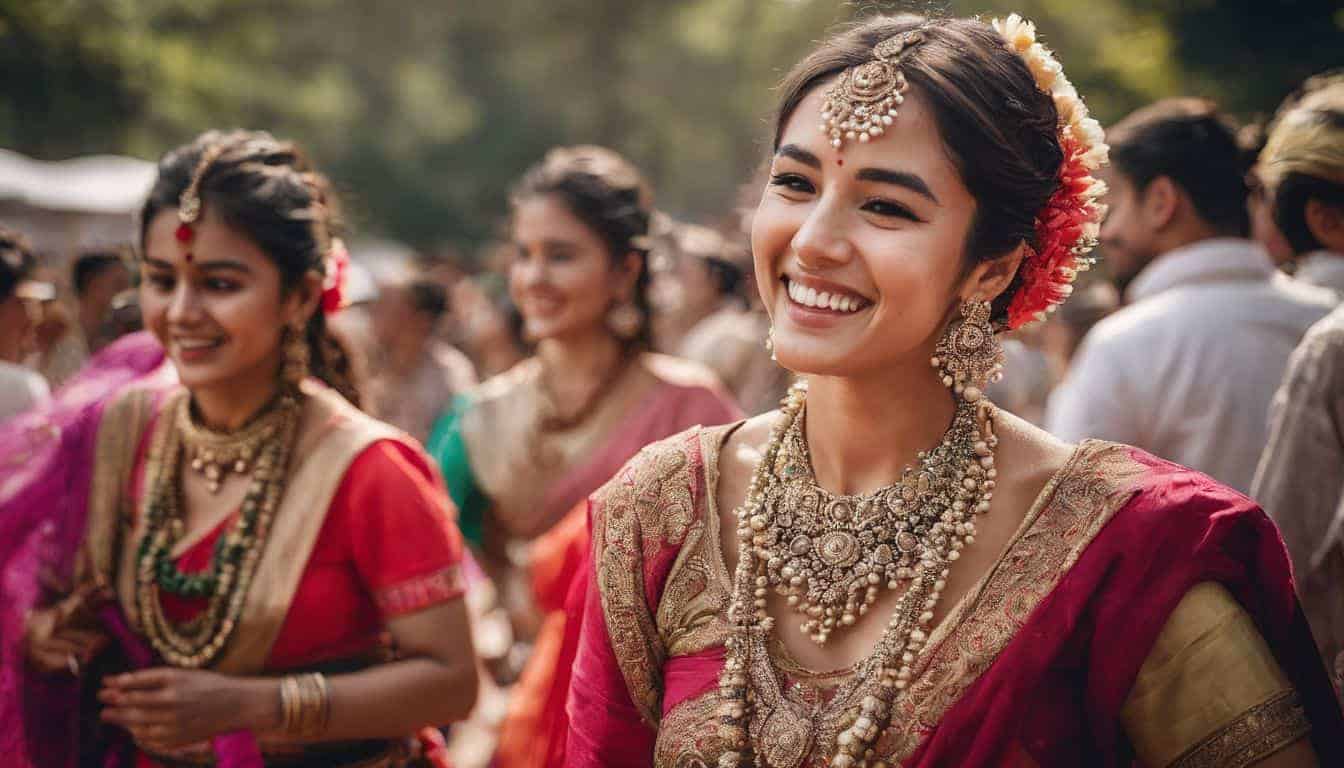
[1047, 99, 1337, 493]
[0, 227, 51, 424]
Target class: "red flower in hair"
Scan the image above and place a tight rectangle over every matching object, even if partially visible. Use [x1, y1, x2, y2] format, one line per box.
[321, 240, 350, 315]
[991, 16, 1108, 329]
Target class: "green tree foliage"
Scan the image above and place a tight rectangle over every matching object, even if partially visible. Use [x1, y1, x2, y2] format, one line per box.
[2, 0, 1339, 255]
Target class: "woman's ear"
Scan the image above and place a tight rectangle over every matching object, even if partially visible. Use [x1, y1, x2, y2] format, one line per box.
[961, 242, 1026, 304]
[286, 270, 325, 327]
[614, 250, 643, 301]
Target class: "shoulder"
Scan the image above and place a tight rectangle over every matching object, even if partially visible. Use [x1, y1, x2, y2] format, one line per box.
[1272, 272, 1339, 311]
[470, 357, 539, 404]
[637, 352, 727, 392]
[1299, 305, 1344, 354]
[1077, 441, 1263, 531]
[591, 424, 710, 548]
[296, 381, 425, 481]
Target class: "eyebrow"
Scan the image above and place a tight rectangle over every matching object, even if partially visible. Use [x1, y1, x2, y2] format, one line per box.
[776, 144, 822, 169]
[777, 143, 940, 205]
[855, 168, 940, 204]
[143, 256, 252, 274]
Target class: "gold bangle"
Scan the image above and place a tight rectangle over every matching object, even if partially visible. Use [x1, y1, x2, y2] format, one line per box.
[312, 672, 331, 733]
[281, 674, 309, 736]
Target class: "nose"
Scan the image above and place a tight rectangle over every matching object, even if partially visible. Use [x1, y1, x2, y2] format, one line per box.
[512, 252, 550, 290]
[165, 281, 204, 325]
[790, 201, 855, 271]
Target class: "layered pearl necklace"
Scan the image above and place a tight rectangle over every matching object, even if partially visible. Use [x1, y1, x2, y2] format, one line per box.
[717, 381, 998, 768]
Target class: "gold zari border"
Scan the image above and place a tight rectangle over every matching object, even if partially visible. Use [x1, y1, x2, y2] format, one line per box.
[1170, 690, 1311, 768]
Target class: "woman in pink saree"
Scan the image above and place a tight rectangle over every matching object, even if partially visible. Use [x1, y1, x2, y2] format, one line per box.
[566, 13, 1344, 768]
[426, 146, 741, 768]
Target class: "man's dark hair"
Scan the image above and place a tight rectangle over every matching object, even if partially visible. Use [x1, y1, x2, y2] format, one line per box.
[406, 280, 449, 321]
[1108, 98, 1250, 237]
[0, 226, 36, 303]
[71, 250, 127, 297]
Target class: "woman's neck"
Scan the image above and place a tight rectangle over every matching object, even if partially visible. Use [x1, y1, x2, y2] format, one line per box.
[802, 362, 955, 497]
[190, 365, 285, 431]
[536, 327, 625, 383]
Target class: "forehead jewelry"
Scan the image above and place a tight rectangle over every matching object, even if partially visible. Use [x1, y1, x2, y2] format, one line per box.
[820, 30, 925, 150]
[174, 144, 226, 260]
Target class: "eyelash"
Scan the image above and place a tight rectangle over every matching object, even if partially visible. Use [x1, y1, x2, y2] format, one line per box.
[862, 198, 920, 222]
[769, 173, 815, 194]
[771, 173, 922, 222]
[145, 275, 239, 292]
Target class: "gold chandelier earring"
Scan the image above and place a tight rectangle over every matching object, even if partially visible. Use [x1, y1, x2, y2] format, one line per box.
[282, 322, 310, 389]
[931, 299, 1004, 401]
[605, 299, 643, 341]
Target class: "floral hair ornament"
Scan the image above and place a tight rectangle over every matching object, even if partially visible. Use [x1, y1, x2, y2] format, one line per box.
[992, 13, 1109, 329]
[174, 143, 229, 254]
[320, 238, 350, 315]
[820, 30, 925, 149]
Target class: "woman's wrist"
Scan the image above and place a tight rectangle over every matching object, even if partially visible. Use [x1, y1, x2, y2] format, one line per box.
[235, 677, 284, 733]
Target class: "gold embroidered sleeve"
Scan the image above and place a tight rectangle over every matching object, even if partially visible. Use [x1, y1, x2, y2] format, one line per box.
[1121, 582, 1311, 768]
[593, 434, 699, 726]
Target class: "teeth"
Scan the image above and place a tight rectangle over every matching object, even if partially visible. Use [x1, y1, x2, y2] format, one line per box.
[785, 279, 865, 313]
[177, 339, 219, 349]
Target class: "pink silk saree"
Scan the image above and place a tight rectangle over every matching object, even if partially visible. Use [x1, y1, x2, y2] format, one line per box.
[492, 369, 742, 768]
[564, 427, 1344, 767]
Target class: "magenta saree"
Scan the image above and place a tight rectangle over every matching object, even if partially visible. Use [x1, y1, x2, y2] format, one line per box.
[0, 332, 175, 768]
[565, 427, 1344, 767]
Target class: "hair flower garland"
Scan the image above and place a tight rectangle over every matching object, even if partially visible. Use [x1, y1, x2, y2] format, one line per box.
[992, 13, 1109, 329]
[320, 238, 349, 315]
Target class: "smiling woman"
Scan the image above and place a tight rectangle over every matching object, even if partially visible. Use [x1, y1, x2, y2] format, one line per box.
[425, 145, 741, 768]
[565, 13, 1343, 768]
[11, 131, 479, 768]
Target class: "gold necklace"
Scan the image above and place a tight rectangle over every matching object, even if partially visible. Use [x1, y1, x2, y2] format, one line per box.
[175, 394, 291, 493]
[758, 395, 986, 645]
[717, 381, 998, 768]
[134, 391, 300, 668]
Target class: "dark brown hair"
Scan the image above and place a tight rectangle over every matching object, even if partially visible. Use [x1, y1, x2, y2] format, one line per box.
[139, 130, 364, 407]
[1107, 98, 1249, 237]
[0, 225, 36, 303]
[511, 145, 655, 349]
[772, 14, 1064, 323]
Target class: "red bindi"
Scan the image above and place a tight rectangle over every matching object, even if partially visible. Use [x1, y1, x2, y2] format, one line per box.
[175, 223, 194, 244]
[836, 157, 844, 167]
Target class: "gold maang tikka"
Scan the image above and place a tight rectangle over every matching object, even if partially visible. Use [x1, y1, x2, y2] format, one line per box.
[820, 31, 925, 150]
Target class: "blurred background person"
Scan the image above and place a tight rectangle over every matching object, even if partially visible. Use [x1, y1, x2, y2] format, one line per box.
[0, 226, 50, 423]
[448, 256, 527, 381]
[1047, 98, 1337, 493]
[29, 250, 132, 388]
[73, 249, 133, 353]
[653, 219, 787, 414]
[1257, 71, 1344, 294]
[1251, 74, 1344, 694]
[426, 145, 740, 768]
[367, 275, 478, 443]
[1039, 279, 1120, 387]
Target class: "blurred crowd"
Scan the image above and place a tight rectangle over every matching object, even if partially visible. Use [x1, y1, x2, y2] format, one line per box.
[2, 65, 1343, 766]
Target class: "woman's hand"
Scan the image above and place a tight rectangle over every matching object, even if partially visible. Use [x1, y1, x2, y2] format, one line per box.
[99, 668, 279, 751]
[23, 588, 111, 676]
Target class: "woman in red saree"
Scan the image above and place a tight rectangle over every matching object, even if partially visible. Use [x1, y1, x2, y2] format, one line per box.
[9, 131, 478, 767]
[426, 146, 741, 767]
[566, 14, 1344, 768]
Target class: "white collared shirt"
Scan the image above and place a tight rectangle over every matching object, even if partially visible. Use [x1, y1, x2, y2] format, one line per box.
[1047, 238, 1338, 493]
[0, 361, 49, 426]
[1294, 251, 1344, 296]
